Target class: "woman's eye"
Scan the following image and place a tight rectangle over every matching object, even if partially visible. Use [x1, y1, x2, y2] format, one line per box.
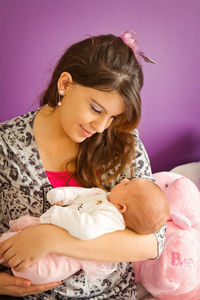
[91, 105, 102, 114]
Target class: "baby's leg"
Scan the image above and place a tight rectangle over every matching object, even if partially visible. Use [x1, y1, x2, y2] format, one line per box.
[13, 254, 81, 284]
[9, 215, 40, 231]
[0, 228, 81, 284]
[81, 261, 118, 280]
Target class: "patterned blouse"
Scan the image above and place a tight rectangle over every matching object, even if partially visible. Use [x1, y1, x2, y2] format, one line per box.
[0, 110, 166, 300]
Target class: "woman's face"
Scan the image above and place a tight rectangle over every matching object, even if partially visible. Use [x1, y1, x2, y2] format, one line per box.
[58, 83, 125, 143]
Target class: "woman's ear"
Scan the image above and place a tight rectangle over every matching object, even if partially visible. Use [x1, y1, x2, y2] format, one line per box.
[57, 72, 73, 93]
[117, 203, 127, 213]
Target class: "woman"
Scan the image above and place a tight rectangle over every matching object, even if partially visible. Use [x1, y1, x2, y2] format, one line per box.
[0, 33, 166, 299]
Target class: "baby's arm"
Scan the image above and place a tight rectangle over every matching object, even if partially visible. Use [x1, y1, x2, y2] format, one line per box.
[40, 205, 125, 240]
[47, 187, 100, 206]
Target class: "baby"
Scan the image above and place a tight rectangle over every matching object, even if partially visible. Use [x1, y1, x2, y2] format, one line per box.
[0, 178, 169, 284]
[44, 177, 169, 236]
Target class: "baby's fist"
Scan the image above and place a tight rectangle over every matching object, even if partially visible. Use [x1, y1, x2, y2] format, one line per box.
[47, 188, 66, 205]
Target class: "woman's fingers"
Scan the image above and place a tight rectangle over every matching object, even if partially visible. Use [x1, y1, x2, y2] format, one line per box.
[24, 281, 62, 295]
[2, 250, 19, 267]
[13, 277, 31, 288]
[7, 255, 24, 270]
[1, 244, 25, 269]
[0, 273, 62, 296]
[2, 273, 30, 287]
[0, 227, 45, 269]
[0, 240, 11, 258]
[6, 254, 35, 271]
[13, 260, 32, 272]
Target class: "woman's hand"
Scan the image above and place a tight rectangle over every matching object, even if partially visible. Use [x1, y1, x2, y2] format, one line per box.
[0, 224, 68, 271]
[0, 272, 61, 297]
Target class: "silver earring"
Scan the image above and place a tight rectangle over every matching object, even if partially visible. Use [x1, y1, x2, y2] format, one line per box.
[58, 90, 65, 106]
[59, 90, 65, 95]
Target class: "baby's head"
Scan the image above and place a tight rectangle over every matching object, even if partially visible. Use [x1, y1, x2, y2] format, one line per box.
[109, 178, 169, 234]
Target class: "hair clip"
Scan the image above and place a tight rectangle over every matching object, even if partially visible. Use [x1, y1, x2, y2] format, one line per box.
[120, 30, 156, 64]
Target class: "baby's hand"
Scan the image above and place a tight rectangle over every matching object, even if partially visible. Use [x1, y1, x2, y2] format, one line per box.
[47, 188, 66, 205]
[55, 201, 64, 206]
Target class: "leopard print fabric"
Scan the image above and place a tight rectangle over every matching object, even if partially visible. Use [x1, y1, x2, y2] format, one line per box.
[0, 110, 166, 300]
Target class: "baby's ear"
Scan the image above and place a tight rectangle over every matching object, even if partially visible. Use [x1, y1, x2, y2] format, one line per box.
[117, 203, 127, 213]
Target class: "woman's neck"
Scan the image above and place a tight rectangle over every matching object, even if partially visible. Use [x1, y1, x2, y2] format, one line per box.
[33, 105, 78, 172]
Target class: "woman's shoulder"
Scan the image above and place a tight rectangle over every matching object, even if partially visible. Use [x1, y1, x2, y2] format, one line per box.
[0, 110, 38, 133]
[0, 109, 39, 148]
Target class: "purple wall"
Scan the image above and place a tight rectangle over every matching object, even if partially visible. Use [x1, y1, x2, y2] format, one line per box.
[1, 0, 199, 172]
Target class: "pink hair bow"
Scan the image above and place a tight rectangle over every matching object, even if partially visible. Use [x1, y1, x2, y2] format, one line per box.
[120, 30, 156, 64]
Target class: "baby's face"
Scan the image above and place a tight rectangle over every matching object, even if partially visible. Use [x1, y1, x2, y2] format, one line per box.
[109, 179, 135, 206]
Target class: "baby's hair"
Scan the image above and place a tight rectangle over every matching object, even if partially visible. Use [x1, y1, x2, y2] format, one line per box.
[40, 34, 144, 189]
[123, 179, 169, 234]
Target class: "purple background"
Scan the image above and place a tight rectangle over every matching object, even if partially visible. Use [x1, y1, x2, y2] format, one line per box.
[0, 0, 199, 172]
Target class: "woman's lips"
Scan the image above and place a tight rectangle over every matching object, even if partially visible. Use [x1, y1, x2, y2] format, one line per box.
[80, 125, 94, 138]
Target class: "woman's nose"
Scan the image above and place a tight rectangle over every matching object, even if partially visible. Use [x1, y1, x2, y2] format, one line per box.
[91, 117, 111, 133]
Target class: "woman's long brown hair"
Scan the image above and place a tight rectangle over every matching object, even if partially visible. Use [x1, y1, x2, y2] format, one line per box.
[40, 34, 144, 190]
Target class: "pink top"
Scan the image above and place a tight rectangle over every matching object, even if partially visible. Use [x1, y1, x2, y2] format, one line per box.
[45, 170, 81, 188]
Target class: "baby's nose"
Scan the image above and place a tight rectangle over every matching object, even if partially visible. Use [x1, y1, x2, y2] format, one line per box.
[121, 178, 129, 183]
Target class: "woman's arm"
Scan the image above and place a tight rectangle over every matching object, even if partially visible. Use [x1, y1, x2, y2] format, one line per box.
[59, 228, 158, 262]
[0, 224, 157, 272]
